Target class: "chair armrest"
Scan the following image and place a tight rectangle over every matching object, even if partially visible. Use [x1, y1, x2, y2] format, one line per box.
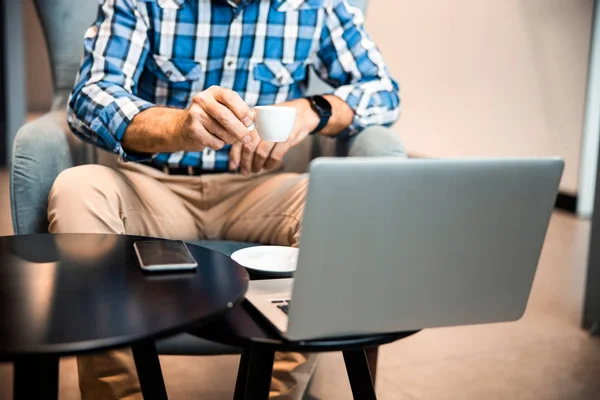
[347, 126, 407, 158]
[282, 126, 406, 173]
[10, 111, 97, 234]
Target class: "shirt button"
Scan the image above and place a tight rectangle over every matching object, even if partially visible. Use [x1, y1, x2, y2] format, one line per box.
[227, 60, 235, 68]
[165, 69, 173, 78]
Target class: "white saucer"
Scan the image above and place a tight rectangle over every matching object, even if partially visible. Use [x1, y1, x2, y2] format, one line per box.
[231, 246, 299, 277]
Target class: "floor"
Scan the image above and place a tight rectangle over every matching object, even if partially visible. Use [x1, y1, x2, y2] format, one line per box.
[0, 169, 599, 399]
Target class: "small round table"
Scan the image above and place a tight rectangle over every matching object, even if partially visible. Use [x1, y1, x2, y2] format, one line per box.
[190, 301, 418, 400]
[0, 234, 249, 400]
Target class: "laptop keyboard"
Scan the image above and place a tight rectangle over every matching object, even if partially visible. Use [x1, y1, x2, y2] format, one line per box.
[271, 299, 291, 315]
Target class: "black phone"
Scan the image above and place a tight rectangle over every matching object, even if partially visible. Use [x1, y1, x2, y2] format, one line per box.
[134, 240, 198, 272]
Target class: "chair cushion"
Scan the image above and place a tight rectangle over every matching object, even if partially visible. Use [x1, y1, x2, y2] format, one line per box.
[156, 241, 256, 355]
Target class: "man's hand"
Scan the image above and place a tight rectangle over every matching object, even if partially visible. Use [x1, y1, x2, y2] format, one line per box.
[229, 94, 355, 174]
[178, 86, 253, 150]
[229, 99, 320, 174]
[123, 86, 254, 154]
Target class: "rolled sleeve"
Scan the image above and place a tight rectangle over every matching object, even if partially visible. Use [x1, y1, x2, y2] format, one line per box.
[89, 95, 155, 161]
[314, 0, 401, 138]
[67, 0, 154, 161]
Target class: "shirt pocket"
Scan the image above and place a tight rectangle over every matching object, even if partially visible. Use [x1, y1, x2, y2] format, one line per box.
[252, 61, 308, 91]
[148, 54, 204, 83]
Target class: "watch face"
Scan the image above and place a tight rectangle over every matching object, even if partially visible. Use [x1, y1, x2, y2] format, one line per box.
[312, 95, 332, 116]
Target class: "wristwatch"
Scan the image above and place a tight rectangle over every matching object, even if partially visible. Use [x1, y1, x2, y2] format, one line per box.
[306, 95, 332, 135]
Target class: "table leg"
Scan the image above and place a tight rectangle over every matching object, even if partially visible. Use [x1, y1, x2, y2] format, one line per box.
[132, 341, 168, 400]
[343, 349, 377, 400]
[13, 355, 59, 400]
[233, 348, 252, 400]
[366, 347, 379, 383]
[243, 348, 275, 400]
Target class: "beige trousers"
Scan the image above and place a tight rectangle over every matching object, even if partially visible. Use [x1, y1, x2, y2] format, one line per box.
[47, 161, 317, 400]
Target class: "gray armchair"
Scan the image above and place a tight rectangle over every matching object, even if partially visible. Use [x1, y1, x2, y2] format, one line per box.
[10, 0, 405, 373]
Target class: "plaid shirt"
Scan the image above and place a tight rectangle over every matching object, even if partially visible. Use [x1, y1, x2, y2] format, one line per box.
[68, 0, 400, 171]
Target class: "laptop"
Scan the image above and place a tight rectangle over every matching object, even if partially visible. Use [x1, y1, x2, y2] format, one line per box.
[245, 157, 564, 341]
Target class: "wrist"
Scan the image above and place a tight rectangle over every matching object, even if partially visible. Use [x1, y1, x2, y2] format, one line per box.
[292, 98, 320, 136]
[306, 98, 322, 133]
[173, 108, 193, 148]
[305, 95, 333, 135]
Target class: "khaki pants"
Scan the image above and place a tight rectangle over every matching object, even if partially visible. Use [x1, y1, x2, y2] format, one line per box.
[48, 161, 317, 400]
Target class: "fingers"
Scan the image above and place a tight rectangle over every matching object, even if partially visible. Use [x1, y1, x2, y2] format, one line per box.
[202, 113, 240, 145]
[193, 87, 253, 145]
[264, 142, 289, 170]
[213, 87, 254, 127]
[252, 141, 276, 173]
[183, 103, 226, 150]
[239, 132, 261, 175]
[197, 131, 226, 150]
[229, 142, 242, 171]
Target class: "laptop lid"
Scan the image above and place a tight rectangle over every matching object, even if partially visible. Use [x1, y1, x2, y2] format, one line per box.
[285, 157, 563, 341]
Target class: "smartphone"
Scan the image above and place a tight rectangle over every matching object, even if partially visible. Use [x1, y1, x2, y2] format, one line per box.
[134, 240, 198, 272]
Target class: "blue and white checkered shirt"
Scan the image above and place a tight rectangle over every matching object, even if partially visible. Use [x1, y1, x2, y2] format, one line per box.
[68, 0, 400, 171]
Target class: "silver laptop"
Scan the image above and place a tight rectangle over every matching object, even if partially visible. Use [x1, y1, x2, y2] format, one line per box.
[245, 157, 564, 341]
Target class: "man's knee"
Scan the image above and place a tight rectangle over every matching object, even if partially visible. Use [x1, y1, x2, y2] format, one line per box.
[48, 165, 123, 234]
[50, 164, 120, 204]
[286, 175, 308, 247]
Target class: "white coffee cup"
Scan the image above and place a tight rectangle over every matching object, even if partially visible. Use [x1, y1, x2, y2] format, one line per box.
[252, 106, 297, 143]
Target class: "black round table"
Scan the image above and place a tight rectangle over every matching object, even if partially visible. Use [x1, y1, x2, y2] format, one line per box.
[190, 301, 418, 400]
[0, 234, 249, 400]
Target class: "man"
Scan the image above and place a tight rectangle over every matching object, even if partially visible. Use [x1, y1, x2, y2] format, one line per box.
[50, 0, 400, 398]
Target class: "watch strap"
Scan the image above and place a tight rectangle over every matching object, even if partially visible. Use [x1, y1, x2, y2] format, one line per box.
[312, 117, 329, 135]
[307, 95, 332, 135]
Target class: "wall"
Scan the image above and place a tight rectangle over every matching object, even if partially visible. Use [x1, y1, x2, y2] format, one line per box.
[365, 0, 594, 194]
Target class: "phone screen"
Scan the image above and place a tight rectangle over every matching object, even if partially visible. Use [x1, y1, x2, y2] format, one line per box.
[134, 240, 198, 272]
